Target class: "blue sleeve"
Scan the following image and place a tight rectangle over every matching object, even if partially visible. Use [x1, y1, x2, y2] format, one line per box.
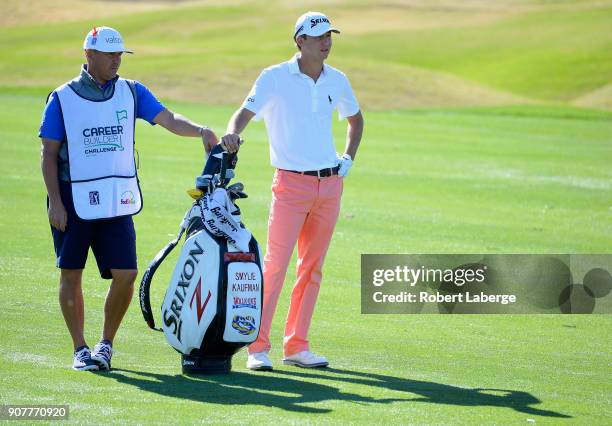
[135, 82, 166, 124]
[38, 92, 65, 142]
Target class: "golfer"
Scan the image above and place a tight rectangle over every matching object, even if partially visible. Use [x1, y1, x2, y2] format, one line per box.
[39, 27, 219, 371]
[222, 11, 364, 370]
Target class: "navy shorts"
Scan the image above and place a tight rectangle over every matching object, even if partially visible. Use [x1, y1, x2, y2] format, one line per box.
[50, 181, 137, 279]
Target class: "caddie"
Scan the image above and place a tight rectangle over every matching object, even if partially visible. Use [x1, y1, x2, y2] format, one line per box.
[222, 11, 364, 370]
[39, 26, 219, 371]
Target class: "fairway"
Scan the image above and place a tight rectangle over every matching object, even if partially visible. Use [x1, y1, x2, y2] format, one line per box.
[1, 0, 611, 424]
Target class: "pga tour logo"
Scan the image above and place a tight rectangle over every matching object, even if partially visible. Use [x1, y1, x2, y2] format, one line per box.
[89, 191, 100, 205]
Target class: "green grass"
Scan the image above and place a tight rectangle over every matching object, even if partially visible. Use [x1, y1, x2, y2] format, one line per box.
[1, 92, 611, 423]
[1, 0, 612, 424]
[350, 5, 612, 101]
[1, 0, 611, 109]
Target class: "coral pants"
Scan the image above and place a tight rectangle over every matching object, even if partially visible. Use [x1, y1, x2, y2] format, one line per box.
[248, 169, 343, 356]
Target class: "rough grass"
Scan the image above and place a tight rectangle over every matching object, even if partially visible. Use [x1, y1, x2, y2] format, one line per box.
[0, 0, 610, 109]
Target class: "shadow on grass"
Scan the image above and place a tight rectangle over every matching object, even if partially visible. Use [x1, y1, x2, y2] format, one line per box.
[104, 366, 570, 418]
[106, 368, 383, 413]
[278, 368, 571, 418]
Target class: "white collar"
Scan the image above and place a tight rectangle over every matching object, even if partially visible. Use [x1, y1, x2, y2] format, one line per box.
[288, 53, 327, 77]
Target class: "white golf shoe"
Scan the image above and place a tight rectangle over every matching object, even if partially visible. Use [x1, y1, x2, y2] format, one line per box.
[283, 351, 329, 368]
[246, 352, 273, 371]
[90, 340, 113, 371]
[72, 346, 99, 371]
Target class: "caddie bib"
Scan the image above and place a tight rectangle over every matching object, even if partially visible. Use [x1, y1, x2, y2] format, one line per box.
[55, 79, 142, 220]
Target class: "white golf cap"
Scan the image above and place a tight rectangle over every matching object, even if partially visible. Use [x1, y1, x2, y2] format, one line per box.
[83, 26, 133, 54]
[293, 11, 340, 40]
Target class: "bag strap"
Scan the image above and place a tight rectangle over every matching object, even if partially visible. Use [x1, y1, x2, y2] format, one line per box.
[138, 218, 187, 331]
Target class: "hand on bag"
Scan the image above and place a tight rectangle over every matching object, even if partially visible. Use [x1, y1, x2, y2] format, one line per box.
[220, 133, 243, 153]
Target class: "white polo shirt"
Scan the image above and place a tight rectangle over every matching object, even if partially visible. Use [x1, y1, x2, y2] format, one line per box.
[241, 54, 360, 171]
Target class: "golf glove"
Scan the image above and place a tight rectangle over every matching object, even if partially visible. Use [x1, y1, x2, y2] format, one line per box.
[337, 153, 353, 177]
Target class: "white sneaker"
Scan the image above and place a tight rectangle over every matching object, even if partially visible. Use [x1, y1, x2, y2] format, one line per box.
[72, 346, 99, 371]
[90, 340, 113, 371]
[283, 351, 329, 368]
[247, 352, 273, 371]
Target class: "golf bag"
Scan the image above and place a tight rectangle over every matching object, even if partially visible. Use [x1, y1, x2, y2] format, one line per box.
[139, 145, 263, 374]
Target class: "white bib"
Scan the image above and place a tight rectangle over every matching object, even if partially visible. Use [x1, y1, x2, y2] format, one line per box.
[56, 80, 142, 220]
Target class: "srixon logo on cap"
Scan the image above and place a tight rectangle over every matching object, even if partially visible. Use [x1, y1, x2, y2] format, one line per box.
[310, 17, 330, 28]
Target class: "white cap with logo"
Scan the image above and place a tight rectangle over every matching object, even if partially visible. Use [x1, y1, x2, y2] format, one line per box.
[293, 11, 340, 40]
[83, 26, 133, 54]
